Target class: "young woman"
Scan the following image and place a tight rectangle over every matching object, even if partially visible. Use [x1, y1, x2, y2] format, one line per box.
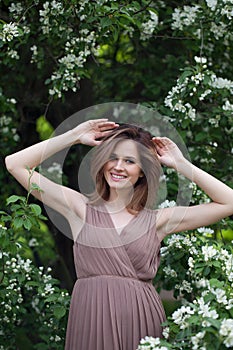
[5, 119, 233, 350]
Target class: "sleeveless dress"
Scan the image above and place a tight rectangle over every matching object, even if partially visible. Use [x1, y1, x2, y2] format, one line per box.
[65, 203, 166, 350]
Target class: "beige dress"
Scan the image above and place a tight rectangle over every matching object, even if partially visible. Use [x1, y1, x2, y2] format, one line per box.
[65, 203, 166, 350]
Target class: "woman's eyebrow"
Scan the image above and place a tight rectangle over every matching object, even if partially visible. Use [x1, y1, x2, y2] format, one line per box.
[110, 153, 137, 161]
[125, 156, 137, 161]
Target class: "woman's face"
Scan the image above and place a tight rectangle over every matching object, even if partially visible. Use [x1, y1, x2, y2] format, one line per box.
[103, 139, 143, 190]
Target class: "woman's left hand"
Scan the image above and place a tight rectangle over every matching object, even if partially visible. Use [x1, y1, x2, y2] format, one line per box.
[152, 137, 185, 169]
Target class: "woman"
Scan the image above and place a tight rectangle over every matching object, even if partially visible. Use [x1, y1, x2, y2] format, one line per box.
[5, 119, 233, 350]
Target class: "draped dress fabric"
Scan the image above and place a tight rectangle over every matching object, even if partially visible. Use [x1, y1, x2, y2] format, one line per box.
[65, 203, 166, 350]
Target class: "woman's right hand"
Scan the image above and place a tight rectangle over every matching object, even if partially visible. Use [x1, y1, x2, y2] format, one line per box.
[73, 119, 119, 146]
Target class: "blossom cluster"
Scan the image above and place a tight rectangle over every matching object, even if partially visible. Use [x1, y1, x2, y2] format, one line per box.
[39, 1, 65, 35]
[0, 22, 20, 42]
[140, 10, 159, 41]
[171, 1, 233, 41]
[154, 232, 233, 349]
[0, 114, 19, 142]
[0, 209, 70, 349]
[137, 336, 169, 350]
[172, 5, 200, 31]
[164, 59, 233, 124]
[1, 0, 164, 99]
[48, 30, 98, 97]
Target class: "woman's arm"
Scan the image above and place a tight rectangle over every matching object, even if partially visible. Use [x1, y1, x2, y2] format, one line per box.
[153, 137, 233, 240]
[5, 119, 118, 220]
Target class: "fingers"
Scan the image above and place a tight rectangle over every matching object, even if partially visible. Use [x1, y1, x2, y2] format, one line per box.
[92, 119, 118, 133]
[99, 121, 119, 129]
[152, 136, 171, 145]
[152, 137, 166, 151]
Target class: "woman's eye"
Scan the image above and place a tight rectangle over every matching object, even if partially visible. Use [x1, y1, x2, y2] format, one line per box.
[125, 159, 135, 164]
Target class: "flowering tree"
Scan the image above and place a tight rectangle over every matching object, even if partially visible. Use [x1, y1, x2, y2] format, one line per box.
[136, 233, 233, 349]
[1, 0, 233, 348]
[0, 194, 70, 349]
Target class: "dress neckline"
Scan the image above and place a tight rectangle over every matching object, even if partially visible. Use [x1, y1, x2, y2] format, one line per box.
[103, 205, 142, 236]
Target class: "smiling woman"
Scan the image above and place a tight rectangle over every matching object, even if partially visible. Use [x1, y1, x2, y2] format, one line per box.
[89, 123, 161, 212]
[5, 118, 233, 350]
[103, 140, 143, 188]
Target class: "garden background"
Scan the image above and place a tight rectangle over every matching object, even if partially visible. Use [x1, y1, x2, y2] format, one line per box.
[0, 1, 233, 349]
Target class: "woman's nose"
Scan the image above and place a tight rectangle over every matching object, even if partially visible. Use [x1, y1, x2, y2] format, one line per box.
[114, 159, 124, 170]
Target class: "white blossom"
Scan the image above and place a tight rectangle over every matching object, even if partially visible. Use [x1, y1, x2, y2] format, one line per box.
[220, 319, 233, 348]
[210, 22, 227, 39]
[163, 266, 177, 277]
[210, 75, 233, 93]
[172, 5, 200, 31]
[175, 280, 193, 294]
[159, 200, 176, 208]
[214, 288, 228, 305]
[7, 49, 19, 60]
[205, 0, 217, 11]
[140, 11, 158, 41]
[9, 2, 24, 15]
[221, 6, 233, 20]
[191, 331, 206, 350]
[172, 305, 194, 329]
[194, 56, 207, 64]
[162, 327, 169, 339]
[188, 256, 195, 269]
[222, 100, 233, 111]
[197, 297, 219, 325]
[201, 245, 218, 261]
[0, 22, 20, 42]
[30, 45, 38, 63]
[197, 227, 214, 235]
[28, 238, 39, 247]
[199, 89, 212, 101]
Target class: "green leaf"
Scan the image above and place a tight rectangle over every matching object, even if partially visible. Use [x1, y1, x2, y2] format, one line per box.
[204, 317, 221, 328]
[100, 17, 113, 28]
[111, 25, 119, 43]
[194, 267, 204, 274]
[30, 182, 43, 192]
[195, 132, 206, 142]
[118, 13, 135, 25]
[13, 217, 24, 229]
[23, 218, 32, 230]
[178, 69, 193, 84]
[45, 295, 59, 303]
[229, 308, 233, 318]
[209, 278, 224, 288]
[26, 281, 40, 287]
[30, 204, 42, 216]
[36, 115, 54, 141]
[6, 195, 26, 205]
[53, 306, 66, 319]
[203, 266, 211, 276]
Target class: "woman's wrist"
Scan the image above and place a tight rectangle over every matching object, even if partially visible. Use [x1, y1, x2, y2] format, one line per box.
[174, 157, 194, 179]
[61, 129, 82, 146]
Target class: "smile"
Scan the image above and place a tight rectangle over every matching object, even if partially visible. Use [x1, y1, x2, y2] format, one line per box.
[110, 173, 127, 180]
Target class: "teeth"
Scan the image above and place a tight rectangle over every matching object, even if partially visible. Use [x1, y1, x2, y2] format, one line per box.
[111, 174, 126, 179]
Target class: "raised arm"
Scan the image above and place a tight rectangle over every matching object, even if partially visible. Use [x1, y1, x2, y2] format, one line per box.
[152, 137, 233, 240]
[5, 119, 118, 220]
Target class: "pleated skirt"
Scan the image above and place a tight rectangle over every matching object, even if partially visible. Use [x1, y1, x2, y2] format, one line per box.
[65, 275, 166, 350]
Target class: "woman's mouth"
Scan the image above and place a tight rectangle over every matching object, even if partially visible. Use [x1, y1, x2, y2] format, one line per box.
[110, 173, 127, 181]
